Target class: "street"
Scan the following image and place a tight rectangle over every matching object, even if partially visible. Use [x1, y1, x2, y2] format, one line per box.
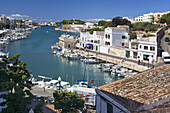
[161, 29, 170, 54]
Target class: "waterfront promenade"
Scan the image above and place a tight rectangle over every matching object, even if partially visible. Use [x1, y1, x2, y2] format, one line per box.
[74, 48, 151, 72]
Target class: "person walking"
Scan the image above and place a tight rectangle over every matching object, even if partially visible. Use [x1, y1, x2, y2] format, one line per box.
[138, 56, 140, 65]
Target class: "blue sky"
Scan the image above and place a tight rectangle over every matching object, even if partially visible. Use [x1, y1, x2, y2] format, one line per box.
[0, 0, 170, 22]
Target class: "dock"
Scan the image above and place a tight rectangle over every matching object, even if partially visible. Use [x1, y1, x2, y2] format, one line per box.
[74, 49, 150, 72]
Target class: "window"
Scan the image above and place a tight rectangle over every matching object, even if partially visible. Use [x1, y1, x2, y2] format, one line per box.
[131, 44, 138, 50]
[96, 46, 98, 51]
[150, 46, 155, 51]
[105, 42, 110, 45]
[68, 44, 71, 48]
[105, 34, 107, 38]
[108, 35, 110, 39]
[143, 54, 149, 61]
[122, 43, 124, 46]
[139, 45, 142, 49]
[122, 35, 126, 39]
[83, 44, 84, 47]
[144, 46, 148, 50]
[107, 102, 113, 113]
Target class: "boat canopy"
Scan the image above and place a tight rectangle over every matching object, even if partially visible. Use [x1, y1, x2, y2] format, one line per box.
[77, 80, 88, 82]
[86, 43, 93, 46]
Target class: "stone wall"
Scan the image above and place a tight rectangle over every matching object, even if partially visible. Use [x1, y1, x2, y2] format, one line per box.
[110, 46, 125, 57]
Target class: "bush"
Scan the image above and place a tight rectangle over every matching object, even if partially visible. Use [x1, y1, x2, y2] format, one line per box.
[130, 32, 137, 40]
[53, 91, 84, 113]
[89, 28, 104, 34]
[142, 34, 155, 37]
[132, 22, 160, 32]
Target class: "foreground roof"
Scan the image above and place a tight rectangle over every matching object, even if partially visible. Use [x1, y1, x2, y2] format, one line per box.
[108, 27, 126, 31]
[98, 65, 170, 112]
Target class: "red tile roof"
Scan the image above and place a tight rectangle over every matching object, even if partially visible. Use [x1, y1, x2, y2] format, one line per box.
[98, 65, 170, 112]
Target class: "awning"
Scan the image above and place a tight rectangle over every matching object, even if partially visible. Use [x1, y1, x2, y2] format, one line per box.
[86, 44, 93, 46]
[131, 42, 138, 45]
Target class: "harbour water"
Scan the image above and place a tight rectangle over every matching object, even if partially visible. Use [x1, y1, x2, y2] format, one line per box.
[3, 26, 121, 86]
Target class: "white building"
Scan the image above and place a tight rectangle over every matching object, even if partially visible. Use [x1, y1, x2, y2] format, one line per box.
[0, 15, 7, 24]
[123, 17, 136, 23]
[80, 26, 130, 53]
[104, 27, 129, 47]
[135, 16, 144, 22]
[125, 35, 157, 62]
[25, 20, 33, 28]
[135, 11, 170, 23]
[80, 31, 105, 52]
[95, 65, 170, 113]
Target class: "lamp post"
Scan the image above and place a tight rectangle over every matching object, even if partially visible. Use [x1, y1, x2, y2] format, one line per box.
[58, 76, 61, 92]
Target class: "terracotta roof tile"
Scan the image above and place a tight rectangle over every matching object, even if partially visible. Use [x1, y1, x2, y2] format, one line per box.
[98, 65, 170, 106]
[109, 27, 126, 31]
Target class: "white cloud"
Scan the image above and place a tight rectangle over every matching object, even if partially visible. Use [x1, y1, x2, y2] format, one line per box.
[11, 14, 29, 18]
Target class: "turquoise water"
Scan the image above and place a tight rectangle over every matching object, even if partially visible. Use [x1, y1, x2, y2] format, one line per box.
[3, 26, 119, 86]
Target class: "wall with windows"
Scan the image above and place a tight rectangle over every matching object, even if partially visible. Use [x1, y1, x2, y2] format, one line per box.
[104, 28, 129, 47]
[127, 37, 157, 62]
[96, 90, 130, 113]
[138, 42, 157, 62]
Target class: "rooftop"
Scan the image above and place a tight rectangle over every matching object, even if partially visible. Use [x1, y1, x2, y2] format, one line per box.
[117, 25, 130, 28]
[108, 27, 126, 31]
[98, 65, 170, 112]
[97, 32, 104, 36]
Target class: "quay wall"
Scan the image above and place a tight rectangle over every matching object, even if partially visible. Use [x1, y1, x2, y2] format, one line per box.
[75, 50, 149, 72]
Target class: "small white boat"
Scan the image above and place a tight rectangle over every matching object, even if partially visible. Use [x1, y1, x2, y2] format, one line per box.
[97, 63, 103, 69]
[102, 63, 114, 72]
[84, 58, 100, 64]
[0, 51, 9, 58]
[55, 81, 71, 90]
[66, 80, 96, 106]
[68, 53, 81, 60]
[51, 45, 58, 49]
[53, 50, 57, 54]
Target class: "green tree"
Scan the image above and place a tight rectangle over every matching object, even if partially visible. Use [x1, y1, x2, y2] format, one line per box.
[0, 54, 43, 113]
[130, 32, 137, 40]
[89, 27, 104, 34]
[0, 54, 33, 113]
[132, 22, 159, 31]
[112, 17, 132, 27]
[98, 20, 107, 26]
[33, 102, 44, 113]
[53, 91, 84, 113]
[159, 13, 170, 24]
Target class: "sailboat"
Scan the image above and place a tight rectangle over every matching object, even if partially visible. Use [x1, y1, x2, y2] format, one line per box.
[66, 60, 96, 107]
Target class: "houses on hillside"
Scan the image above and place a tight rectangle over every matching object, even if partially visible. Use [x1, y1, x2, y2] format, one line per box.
[79, 25, 159, 63]
[123, 11, 170, 23]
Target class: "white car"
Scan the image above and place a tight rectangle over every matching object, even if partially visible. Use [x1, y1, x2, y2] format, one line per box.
[162, 52, 170, 64]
